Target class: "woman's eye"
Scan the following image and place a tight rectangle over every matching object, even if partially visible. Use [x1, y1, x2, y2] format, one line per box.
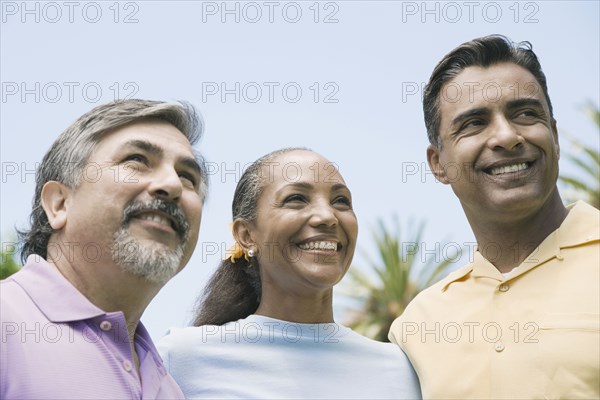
[283, 194, 306, 204]
[333, 196, 352, 207]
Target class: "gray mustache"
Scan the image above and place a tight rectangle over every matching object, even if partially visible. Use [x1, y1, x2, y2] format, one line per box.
[123, 198, 189, 241]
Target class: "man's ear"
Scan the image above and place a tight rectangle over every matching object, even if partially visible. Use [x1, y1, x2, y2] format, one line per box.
[231, 219, 255, 252]
[427, 145, 450, 184]
[41, 181, 70, 230]
[551, 118, 560, 159]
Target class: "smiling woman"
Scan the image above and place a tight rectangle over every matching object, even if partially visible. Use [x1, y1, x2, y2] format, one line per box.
[157, 148, 421, 399]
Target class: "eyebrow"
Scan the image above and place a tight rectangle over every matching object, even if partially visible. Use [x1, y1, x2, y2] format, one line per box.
[331, 183, 350, 192]
[276, 181, 350, 193]
[125, 139, 163, 156]
[506, 98, 545, 110]
[279, 182, 313, 192]
[123, 139, 202, 177]
[451, 97, 547, 128]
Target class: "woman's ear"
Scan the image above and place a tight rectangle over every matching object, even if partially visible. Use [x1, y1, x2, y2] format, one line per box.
[231, 219, 255, 252]
[41, 181, 70, 230]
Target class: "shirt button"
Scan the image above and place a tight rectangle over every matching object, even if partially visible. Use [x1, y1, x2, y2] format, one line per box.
[495, 342, 505, 352]
[499, 284, 509, 292]
[556, 254, 564, 261]
[99, 321, 112, 331]
[122, 360, 133, 372]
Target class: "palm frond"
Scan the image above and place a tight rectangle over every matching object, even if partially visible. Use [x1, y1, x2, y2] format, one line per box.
[559, 102, 600, 209]
[0, 251, 20, 280]
[565, 153, 599, 181]
[343, 218, 456, 341]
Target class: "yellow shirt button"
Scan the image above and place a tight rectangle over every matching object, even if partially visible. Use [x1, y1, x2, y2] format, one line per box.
[499, 284, 509, 292]
[494, 342, 505, 352]
[556, 254, 564, 260]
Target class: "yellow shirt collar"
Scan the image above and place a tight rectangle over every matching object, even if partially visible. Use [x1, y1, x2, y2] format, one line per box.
[440, 201, 599, 292]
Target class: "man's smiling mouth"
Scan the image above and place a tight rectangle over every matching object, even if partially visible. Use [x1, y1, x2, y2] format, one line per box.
[135, 212, 176, 230]
[488, 162, 531, 175]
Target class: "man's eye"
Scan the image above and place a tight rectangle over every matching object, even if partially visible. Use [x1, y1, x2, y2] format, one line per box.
[463, 119, 485, 129]
[513, 109, 543, 125]
[179, 172, 197, 187]
[123, 154, 148, 164]
[516, 110, 538, 118]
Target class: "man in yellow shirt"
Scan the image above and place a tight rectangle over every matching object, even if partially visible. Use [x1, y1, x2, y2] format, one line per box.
[389, 35, 599, 399]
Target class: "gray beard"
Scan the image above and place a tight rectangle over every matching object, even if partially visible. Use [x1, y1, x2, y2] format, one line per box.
[111, 227, 184, 284]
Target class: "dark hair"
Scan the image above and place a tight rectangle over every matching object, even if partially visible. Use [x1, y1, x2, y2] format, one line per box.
[18, 99, 207, 263]
[424, 34, 554, 148]
[192, 147, 308, 326]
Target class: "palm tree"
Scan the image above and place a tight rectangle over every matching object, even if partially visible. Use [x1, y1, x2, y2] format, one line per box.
[559, 102, 600, 209]
[1, 251, 20, 280]
[341, 218, 456, 342]
[1, 232, 20, 279]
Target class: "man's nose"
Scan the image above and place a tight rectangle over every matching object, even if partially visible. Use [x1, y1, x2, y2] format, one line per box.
[486, 116, 525, 151]
[147, 166, 183, 201]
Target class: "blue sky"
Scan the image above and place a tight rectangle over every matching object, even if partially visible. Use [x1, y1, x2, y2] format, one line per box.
[1, 0, 599, 341]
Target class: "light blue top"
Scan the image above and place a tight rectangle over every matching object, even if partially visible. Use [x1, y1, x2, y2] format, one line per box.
[158, 315, 421, 399]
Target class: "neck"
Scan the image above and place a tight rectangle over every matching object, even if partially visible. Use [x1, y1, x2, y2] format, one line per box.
[256, 287, 335, 323]
[465, 189, 568, 273]
[48, 240, 161, 338]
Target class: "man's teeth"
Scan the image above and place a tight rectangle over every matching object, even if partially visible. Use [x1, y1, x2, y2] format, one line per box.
[298, 241, 338, 251]
[138, 213, 172, 228]
[490, 162, 529, 175]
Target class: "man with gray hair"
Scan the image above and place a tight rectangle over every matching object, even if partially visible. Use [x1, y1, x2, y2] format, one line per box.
[1, 99, 208, 399]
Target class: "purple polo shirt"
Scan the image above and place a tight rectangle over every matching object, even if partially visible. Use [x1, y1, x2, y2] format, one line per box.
[0, 255, 184, 399]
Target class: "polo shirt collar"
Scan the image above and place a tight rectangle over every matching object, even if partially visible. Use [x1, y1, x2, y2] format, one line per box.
[12, 255, 106, 323]
[441, 201, 599, 291]
[557, 200, 600, 248]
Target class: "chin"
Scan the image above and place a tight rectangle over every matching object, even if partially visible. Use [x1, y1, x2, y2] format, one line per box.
[304, 269, 347, 288]
[112, 228, 184, 284]
[489, 191, 549, 213]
